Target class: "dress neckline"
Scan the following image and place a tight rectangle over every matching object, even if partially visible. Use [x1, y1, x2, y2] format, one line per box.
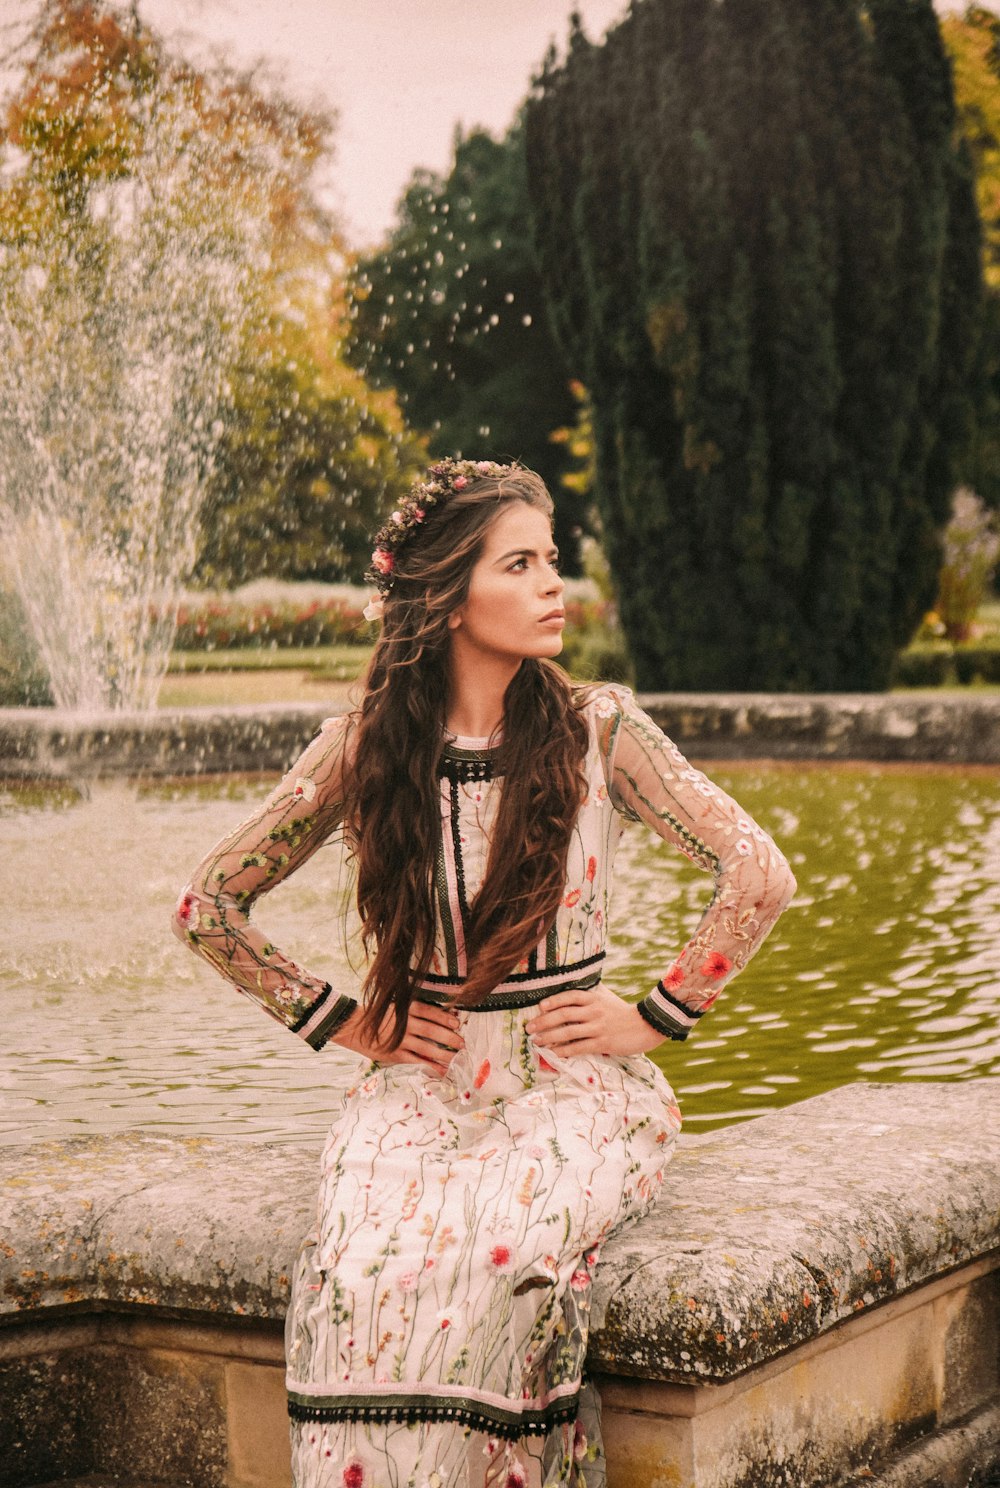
[446, 733, 497, 749]
[440, 732, 503, 780]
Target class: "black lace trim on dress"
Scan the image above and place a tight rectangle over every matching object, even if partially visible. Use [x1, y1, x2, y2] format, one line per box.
[636, 992, 693, 1041]
[449, 775, 471, 926]
[416, 973, 602, 1013]
[439, 755, 502, 784]
[420, 949, 606, 991]
[438, 737, 506, 785]
[306, 993, 358, 1050]
[287, 1390, 580, 1439]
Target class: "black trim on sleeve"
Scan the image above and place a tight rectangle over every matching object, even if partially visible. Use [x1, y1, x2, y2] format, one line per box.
[306, 994, 359, 1051]
[636, 995, 693, 1041]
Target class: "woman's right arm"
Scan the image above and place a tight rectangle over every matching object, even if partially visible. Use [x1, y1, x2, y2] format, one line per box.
[171, 714, 359, 1050]
[171, 713, 464, 1072]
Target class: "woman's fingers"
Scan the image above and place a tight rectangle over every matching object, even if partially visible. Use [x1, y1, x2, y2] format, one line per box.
[526, 1002, 595, 1045]
[408, 1012, 464, 1052]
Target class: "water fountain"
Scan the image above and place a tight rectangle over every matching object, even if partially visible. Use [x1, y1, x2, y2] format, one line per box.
[0, 73, 265, 712]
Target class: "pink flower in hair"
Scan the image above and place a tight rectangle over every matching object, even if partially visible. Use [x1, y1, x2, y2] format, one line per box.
[453, 476, 468, 490]
[371, 547, 394, 576]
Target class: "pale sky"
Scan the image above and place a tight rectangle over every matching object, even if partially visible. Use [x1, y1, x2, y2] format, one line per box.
[139, 0, 631, 250]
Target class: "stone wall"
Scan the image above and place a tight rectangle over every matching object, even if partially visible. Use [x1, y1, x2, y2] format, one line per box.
[4, 692, 1000, 781]
[2, 1081, 998, 1488]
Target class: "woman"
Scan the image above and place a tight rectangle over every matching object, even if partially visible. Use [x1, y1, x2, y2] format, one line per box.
[173, 459, 796, 1488]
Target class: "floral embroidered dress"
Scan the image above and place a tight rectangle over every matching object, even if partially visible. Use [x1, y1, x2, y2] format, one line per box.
[175, 686, 796, 1488]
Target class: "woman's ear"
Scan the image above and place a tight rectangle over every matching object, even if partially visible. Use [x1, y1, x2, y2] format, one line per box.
[447, 607, 464, 631]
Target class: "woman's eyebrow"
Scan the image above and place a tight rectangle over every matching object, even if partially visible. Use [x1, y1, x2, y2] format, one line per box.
[495, 546, 560, 563]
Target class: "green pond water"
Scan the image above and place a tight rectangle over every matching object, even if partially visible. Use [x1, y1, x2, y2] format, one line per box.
[4, 761, 999, 1151]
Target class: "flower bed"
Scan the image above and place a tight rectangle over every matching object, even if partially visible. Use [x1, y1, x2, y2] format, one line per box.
[172, 598, 372, 652]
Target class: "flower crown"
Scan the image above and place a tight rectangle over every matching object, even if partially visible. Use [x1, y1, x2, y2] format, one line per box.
[364, 458, 513, 599]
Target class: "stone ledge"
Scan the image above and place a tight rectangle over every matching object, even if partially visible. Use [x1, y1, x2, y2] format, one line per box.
[640, 692, 1000, 763]
[4, 691, 1000, 779]
[2, 1081, 998, 1384]
[3, 1081, 998, 1488]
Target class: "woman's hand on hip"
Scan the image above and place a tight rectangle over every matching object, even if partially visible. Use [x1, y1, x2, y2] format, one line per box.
[335, 1001, 464, 1076]
[524, 984, 664, 1057]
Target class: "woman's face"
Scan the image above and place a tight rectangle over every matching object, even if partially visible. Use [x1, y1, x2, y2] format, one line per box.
[447, 502, 565, 665]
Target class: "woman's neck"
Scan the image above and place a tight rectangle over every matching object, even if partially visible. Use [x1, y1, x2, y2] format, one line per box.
[446, 652, 520, 739]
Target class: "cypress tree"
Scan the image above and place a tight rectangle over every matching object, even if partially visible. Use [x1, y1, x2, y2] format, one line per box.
[525, 0, 983, 690]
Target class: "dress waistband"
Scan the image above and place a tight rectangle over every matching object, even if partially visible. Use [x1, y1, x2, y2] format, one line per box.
[414, 951, 605, 1012]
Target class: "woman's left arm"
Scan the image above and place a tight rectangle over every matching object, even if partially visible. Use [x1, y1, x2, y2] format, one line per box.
[526, 688, 797, 1057]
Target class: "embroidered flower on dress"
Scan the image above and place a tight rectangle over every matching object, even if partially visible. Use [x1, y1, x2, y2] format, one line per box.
[436, 1308, 454, 1330]
[474, 1059, 491, 1088]
[663, 964, 685, 991]
[489, 1243, 516, 1273]
[397, 1271, 418, 1294]
[736, 838, 753, 856]
[292, 778, 317, 802]
[593, 694, 617, 719]
[504, 1465, 527, 1488]
[342, 1462, 365, 1488]
[585, 855, 597, 882]
[700, 951, 733, 980]
[175, 889, 199, 929]
[570, 1269, 591, 1291]
[563, 889, 581, 908]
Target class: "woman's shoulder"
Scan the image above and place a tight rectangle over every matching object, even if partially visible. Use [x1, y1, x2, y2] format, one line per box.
[318, 710, 353, 735]
[572, 680, 636, 723]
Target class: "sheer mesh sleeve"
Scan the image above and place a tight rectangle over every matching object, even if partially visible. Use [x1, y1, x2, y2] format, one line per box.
[171, 714, 357, 1051]
[596, 687, 796, 1040]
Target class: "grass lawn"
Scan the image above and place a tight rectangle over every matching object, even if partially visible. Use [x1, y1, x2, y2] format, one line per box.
[167, 644, 369, 674]
[158, 645, 370, 708]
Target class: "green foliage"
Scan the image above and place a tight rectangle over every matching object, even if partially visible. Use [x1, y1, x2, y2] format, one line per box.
[196, 310, 425, 587]
[556, 597, 632, 684]
[347, 128, 585, 568]
[952, 641, 1000, 682]
[526, 0, 984, 691]
[933, 487, 1000, 640]
[892, 645, 955, 687]
[893, 636, 1000, 685]
[941, 7, 1000, 507]
[0, 586, 52, 705]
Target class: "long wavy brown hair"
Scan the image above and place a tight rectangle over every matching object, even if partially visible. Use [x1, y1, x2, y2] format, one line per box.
[342, 466, 590, 1048]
